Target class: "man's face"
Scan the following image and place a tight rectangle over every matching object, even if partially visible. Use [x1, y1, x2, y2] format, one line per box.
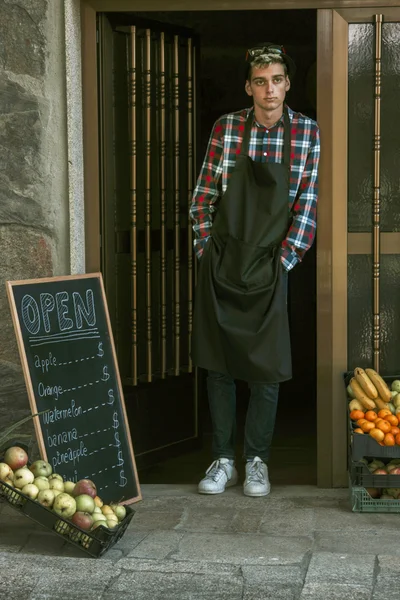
[245, 63, 290, 113]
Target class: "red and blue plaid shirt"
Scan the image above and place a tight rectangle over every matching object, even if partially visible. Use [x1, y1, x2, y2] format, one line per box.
[189, 105, 320, 271]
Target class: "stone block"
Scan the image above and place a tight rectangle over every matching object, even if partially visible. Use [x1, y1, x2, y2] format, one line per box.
[259, 508, 315, 536]
[173, 532, 312, 564]
[175, 506, 235, 533]
[377, 554, 400, 577]
[305, 552, 376, 584]
[230, 510, 263, 533]
[314, 531, 400, 556]
[131, 509, 184, 531]
[300, 583, 372, 599]
[127, 530, 184, 559]
[314, 507, 397, 532]
[0, 0, 47, 77]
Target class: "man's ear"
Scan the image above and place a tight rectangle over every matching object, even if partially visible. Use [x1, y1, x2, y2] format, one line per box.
[245, 80, 253, 97]
[285, 77, 291, 92]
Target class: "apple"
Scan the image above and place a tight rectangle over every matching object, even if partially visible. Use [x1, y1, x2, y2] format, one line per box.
[106, 514, 118, 526]
[34, 476, 50, 491]
[3, 446, 28, 471]
[37, 489, 55, 508]
[101, 505, 114, 516]
[373, 469, 388, 475]
[91, 521, 105, 530]
[22, 483, 39, 500]
[106, 519, 118, 529]
[52, 490, 62, 498]
[75, 494, 95, 514]
[366, 488, 381, 498]
[13, 468, 35, 489]
[53, 493, 76, 518]
[94, 495, 103, 508]
[71, 511, 94, 531]
[64, 481, 76, 494]
[49, 479, 64, 493]
[111, 503, 126, 521]
[390, 467, 400, 475]
[91, 512, 107, 523]
[48, 473, 63, 483]
[93, 506, 102, 514]
[29, 460, 52, 478]
[380, 494, 395, 499]
[0, 463, 13, 482]
[72, 479, 97, 499]
[392, 380, 400, 393]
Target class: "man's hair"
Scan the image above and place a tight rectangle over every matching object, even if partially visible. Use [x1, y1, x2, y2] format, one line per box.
[246, 53, 288, 82]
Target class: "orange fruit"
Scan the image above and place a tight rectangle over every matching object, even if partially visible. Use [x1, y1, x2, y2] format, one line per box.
[379, 442, 385, 446]
[396, 432, 400, 446]
[350, 409, 365, 421]
[356, 418, 368, 427]
[391, 426, 400, 436]
[365, 410, 378, 422]
[361, 421, 375, 433]
[370, 428, 385, 443]
[384, 433, 395, 446]
[386, 415, 399, 427]
[354, 428, 364, 434]
[378, 409, 392, 419]
[376, 420, 391, 434]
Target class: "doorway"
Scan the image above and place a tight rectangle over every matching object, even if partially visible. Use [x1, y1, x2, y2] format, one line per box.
[96, 9, 318, 485]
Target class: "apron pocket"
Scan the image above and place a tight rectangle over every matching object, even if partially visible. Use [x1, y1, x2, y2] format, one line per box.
[217, 235, 276, 291]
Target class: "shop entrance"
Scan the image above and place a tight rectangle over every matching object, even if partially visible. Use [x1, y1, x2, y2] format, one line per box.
[96, 9, 317, 484]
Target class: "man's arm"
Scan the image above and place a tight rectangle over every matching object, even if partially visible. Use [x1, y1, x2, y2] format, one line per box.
[281, 126, 320, 271]
[189, 121, 224, 259]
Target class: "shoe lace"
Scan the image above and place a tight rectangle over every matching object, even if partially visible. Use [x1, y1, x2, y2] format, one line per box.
[247, 459, 266, 483]
[205, 460, 230, 482]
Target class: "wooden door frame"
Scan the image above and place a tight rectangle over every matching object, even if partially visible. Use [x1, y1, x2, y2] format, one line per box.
[80, 0, 400, 487]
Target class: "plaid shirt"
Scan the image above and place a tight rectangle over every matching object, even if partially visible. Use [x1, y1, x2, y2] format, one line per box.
[189, 106, 320, 271]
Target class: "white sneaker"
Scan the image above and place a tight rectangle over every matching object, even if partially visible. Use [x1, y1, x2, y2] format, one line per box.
[243, 457, 270, 497]
[198, 458, 238, 494]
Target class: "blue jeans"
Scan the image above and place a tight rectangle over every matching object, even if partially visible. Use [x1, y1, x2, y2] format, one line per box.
[207, 370, 280, 462]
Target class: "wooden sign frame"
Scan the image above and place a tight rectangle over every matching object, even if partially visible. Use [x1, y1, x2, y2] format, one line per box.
[6, 272, 142, 505]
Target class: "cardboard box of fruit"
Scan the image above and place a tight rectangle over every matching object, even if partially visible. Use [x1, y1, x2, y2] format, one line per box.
[346, 369, 400, 461]
[0, 443, 134, 558]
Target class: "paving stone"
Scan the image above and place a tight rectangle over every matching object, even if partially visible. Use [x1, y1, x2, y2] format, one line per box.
[299, 583, 372, 599]
[244, 583, 302, 600]
[175, 506, 235, 532]
[377, 555, 400, 577]
[128, 531, 184, 559]
[21, 531, 66, 555]
[230, 510, 263, 533]
[31, 593, 104, 600]
[131, 509, 184, 531]
[173, 532, 312, 564]
[305, 552, 376, 584]
[104, 564, 243, 600]
[259, 508, 315, 536]
[372, 579, 400, 600]
[314, 507, 398, 532]
[242, 564, 305, 585]
[291, 496, 342, 509]
[314, 531, 400, 556]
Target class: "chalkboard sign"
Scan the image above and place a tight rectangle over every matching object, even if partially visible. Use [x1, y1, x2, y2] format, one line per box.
[6, 274, 141, 505]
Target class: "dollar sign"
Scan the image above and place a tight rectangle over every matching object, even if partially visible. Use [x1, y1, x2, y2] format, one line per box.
[102, 365, 110, 381]
[114, 432, 121, 447]
[117, 450, 124, 467]
[107, 389, 115, 405]
[119, 469, 128, 487]
[97, 342, 104, 357]
[112, 411, 119, 429]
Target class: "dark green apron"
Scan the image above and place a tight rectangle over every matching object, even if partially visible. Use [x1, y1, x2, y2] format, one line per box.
[192, 108, 292, 383]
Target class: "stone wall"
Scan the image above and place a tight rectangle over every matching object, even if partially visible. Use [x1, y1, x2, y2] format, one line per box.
[0, 0, 69, 440]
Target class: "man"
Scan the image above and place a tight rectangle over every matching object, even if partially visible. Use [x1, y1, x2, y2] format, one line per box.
[190, 43, 320, 497]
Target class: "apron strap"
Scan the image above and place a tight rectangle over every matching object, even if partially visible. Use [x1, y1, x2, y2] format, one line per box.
[241, 107, 292, 166]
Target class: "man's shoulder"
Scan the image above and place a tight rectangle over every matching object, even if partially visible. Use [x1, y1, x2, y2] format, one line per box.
[214, 108, 250, 128]
[287, 107, 319, 132]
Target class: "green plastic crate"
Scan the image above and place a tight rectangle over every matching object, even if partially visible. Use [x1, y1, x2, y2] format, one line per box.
[350, 484, 400, 513]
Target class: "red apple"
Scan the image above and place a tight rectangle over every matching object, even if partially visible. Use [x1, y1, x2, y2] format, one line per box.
[71, 511, 94, 531]
[390, 467, 400, 475]
[72, 479, 97, 499]
[3, 446, 28, 470]
[373, 469, 388, 475]
[366, 488, 380, 498]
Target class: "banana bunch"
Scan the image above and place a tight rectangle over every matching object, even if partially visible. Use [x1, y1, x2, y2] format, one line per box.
[348, 368, 392, 412]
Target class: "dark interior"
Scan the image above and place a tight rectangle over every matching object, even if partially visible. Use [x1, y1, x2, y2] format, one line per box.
[104, 9, 317, 485]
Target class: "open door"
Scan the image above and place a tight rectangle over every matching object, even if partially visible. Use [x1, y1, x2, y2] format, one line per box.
[97, 13, 201, 469]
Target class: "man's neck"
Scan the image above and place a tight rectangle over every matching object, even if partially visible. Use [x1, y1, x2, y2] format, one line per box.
[253, 105, 285, 129]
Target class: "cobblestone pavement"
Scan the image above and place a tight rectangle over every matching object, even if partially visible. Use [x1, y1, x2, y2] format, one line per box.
[1, 484, 399, 600]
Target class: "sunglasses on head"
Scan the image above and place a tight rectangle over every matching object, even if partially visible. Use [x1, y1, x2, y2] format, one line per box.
[246, 45, 286, 62]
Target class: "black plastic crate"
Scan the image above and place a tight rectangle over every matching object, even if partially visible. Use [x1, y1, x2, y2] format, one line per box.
[344, 372, 400, 461]
[349, 458, 400, 488]
[0, 479, 134, 557]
